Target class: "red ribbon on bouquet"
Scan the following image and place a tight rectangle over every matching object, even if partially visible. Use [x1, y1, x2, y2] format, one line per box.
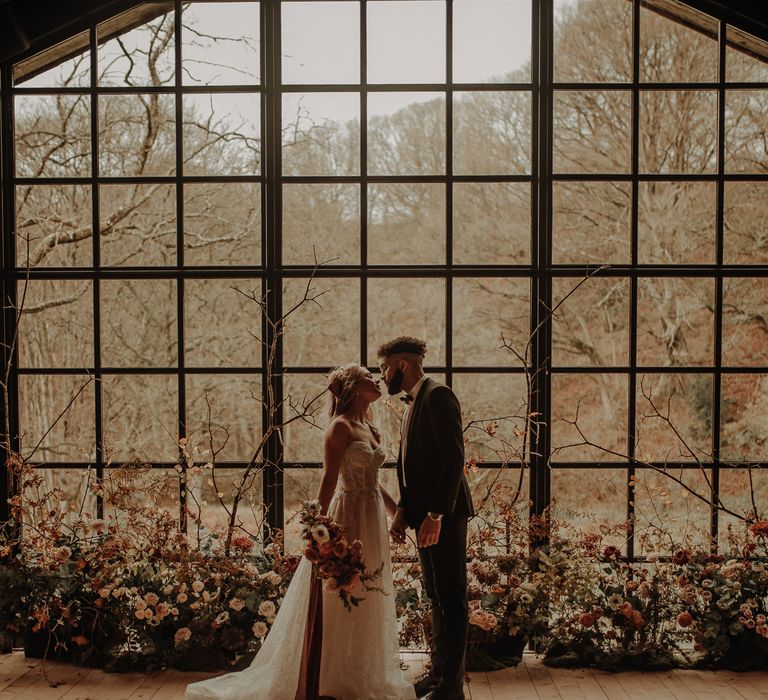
[295, 570, 335, 700]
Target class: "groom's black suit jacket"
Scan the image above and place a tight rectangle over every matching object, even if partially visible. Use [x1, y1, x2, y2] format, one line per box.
[396, 377, 475, 529]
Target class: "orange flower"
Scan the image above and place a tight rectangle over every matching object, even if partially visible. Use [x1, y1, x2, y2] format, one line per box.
[72, 635, 89, 647]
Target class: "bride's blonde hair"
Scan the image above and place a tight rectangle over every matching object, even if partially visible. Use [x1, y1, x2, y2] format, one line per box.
[327, 364, 373, 420]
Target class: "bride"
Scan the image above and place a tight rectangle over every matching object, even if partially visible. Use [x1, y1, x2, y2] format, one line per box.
[186, 364, 416, 700]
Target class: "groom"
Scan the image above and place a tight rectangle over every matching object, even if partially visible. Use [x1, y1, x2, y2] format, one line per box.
[378, 337, 474, 700]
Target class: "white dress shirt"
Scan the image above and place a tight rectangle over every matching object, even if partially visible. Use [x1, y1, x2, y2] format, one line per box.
[401, 375, 428, 486]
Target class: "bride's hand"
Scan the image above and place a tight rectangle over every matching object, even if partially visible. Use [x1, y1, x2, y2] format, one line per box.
[389, 508, 407, 545]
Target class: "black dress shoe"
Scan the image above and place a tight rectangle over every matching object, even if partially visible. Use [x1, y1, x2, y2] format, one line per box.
[413, 671, 441, 698]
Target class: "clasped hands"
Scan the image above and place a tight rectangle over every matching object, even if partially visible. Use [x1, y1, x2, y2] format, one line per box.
[389, 508, 441, 548]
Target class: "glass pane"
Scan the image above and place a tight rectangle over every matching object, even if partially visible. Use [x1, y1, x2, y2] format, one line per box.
[283, 184, 359, 265]
[725, 91, 768, 173]
[638, 181, 716, 264]
[100, 280, 177, 368]
[18, 376, 95, 462]
[639, 3, 718, 83]
[103, 467, 179, 519]
[367, 1, 444, 84]
[637, 278, 714, 367]
[726, 26, 768, 83]
[185, 279, 262, 367]
[453, 91, 531, 175]
[553, 91, 631, 173]
[100, 184, 176, 266]
[454, 1, 531, 83]
[723, 278, 768, 367]
[282, 93, 360, 176]
[552, 277, 629, 367]
[553, 0, 632, 83]
[367, 278, 446, 365]
[452, 373, 528, 462]
[467, 466, 529, 553]
[184, 182, 261, 266]
[634, 468, 712, 554]
[14, 32, 90, 88]
[724, 182, 768, 264]
[284, 468, 323, 552]
[551, 374, 628, 462]
[97, 4, 175, 86]
[453, 182, 530, 265]
[15, 95, 90, 177]
[18, 280, 93, 368]
[552, 181, 630, 264]
[721, 375, 768, 462]
[283, 374, 332, 463]
[282, 2, 359, 84]
[189, 468, 263, 542]
[452, 278, 529, 367]
[718, 467, 768, 552]
[185, 375, 262, 462]
[551, 468, 628, 549]
[283, 278, 360, 367]
[102, 374, 178, 462]
[640, 90, 717, 174]
[99, 94, 176, 177]
[15, 184, 92, 267]
[181, 2, 260, 85]
[368, 183, 445, 265]
[368, 93, 445, 175]
[21, 469, 97, 534]
[183, 93, 261, 176]
[635, 374, 712, 462]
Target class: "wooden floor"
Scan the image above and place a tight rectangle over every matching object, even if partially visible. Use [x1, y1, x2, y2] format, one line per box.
[1, 650, 767, 699]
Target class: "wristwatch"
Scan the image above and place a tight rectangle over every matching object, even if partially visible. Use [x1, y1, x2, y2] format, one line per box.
[427, 512, 443, 521]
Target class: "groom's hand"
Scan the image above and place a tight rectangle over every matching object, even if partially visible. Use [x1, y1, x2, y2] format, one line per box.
[417, 517, 441, 548]
[390, 508, 407, 545]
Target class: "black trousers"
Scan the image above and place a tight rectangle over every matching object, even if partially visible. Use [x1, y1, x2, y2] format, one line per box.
[417, 515, 469, 696]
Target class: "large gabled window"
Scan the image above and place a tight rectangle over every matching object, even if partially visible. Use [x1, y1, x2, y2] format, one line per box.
[4, 0, 768, 557]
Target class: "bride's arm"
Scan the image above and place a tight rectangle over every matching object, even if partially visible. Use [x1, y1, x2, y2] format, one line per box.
[316, 420, 350, 515]
[379, 486, 397, 518]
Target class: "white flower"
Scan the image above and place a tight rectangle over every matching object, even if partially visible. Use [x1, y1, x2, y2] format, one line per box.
[177, 592, 188, 604]
[252, 621, 268, 639]
[174, 627, 192, 646]
[607, 593, 624, 610]
[229, 598, 245, 612]
[214, 611, 230, 625]
[258, 600, 276, 617]
[311, 525, 330, 544]
[163, 585, 174, 596]
[192, 580, 205, 593]
[267, 572, 282, 586]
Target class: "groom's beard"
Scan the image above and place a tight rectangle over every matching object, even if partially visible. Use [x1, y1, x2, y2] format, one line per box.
[385, 368, 405, 396]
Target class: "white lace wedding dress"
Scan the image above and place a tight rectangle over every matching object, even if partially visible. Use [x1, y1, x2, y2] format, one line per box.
[185, 440, 416, 700]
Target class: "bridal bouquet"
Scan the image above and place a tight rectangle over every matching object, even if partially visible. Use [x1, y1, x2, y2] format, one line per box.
[299, 501, 382, 611]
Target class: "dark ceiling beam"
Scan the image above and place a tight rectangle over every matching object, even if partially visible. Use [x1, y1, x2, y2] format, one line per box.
[0, 0, 145, 64]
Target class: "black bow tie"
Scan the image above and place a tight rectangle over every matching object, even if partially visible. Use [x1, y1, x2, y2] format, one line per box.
[400, 394, 413, 404]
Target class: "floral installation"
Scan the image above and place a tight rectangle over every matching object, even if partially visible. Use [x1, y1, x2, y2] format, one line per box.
[0, 456, 297, 672]
[2, 453, 767, 674]
[299, 500, 383, 611]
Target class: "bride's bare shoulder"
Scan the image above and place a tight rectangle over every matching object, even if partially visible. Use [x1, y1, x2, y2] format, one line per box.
[325, 416, 353, 448]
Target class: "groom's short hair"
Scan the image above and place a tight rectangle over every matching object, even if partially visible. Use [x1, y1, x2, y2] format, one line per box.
[377, 336, 427, 359]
